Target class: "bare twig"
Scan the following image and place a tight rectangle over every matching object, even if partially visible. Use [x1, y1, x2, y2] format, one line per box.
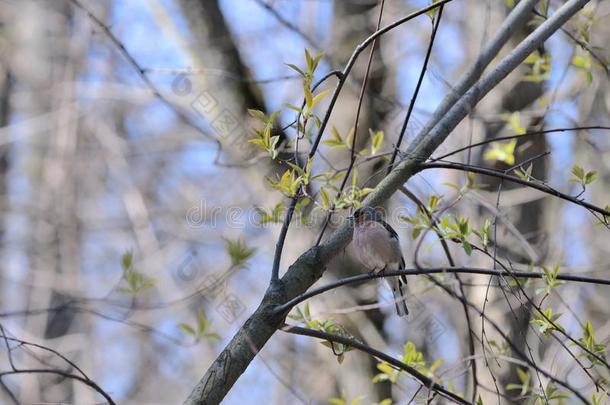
[418, 161, 610, 218]
[281, 324, 470, 405]
[387, 5, 444, 174]
[274, 266, 610, 314]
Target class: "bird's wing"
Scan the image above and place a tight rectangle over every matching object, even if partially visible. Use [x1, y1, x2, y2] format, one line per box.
[381, 220, 408, 284]
[398, 255, 407, 285]
[380, 219, 399, 240]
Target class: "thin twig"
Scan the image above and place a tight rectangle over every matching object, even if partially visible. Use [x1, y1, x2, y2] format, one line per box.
[281, 324, 471, 405]
[314, 0, 387, 245]
[432, 126, 610, 161]
[418, 161, 610, 217]
[274, 266, 610, 314]
[387, 5, 444, 174]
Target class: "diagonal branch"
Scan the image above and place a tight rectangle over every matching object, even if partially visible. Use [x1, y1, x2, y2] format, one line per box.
[419, 161, 610, 217]
[281, 324, 471, 405]
[433, 125, 610, 161]
[387, 4, 444, 174]
[408, 0, 540, 146]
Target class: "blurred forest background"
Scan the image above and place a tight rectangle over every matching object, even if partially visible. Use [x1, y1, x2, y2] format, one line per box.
[0, 0, 609, 404]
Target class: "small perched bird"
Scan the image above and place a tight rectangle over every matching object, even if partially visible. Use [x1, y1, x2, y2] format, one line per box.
[351, 206, 409, 316]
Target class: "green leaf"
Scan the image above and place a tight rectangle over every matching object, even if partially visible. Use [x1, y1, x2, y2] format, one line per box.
[411, 227, 422, 240]
[222, 238, 256, 268]
[121, 250, 133, 270]
[572, 55, 591, 69]
[369, 129, 384, 155]
[577, 320, 607, 364]
[591, 391, 608, 405]
[522, 50, 551, 82]
[570, 165, 598, 186]
[536, 264, 565, 296]
[514, 163, 533, 181]
[584, 170, 598, 185]
[506, 368, 530, 396]
[248, 138, 267, 148]
[284, 104, 303, 114]
[531, 308, 564, 336]
[319, 188, 331, 210]
[266, 169, 302, 196]
[310, 88, 330, 109]
[427, 195, 441, 212]
[247, 109, 268, 122]
[205, 332, 221, 341]
[426, 0, 441, 18]
[304, 49, 313, 71]
[374, 362, 399, 384]
[323, 126, 346, 148]
[484, 139, 517, 165]
[462, 241, 473, 256]
[285, 63, 305, 77]
[303, 81, 313, 109]
[345, 127, 355, 148]
[571, 164, 585, 180]
[178, 323, 196, 336]
[507, 112, 526, 135]
[120, 253, 155, 295]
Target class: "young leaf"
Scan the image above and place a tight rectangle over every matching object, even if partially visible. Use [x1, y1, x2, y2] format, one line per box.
[285, 63, 305, 77]
[178, 323, 196, 336]
[484, 139, 517, 165]
[222, 238, 256, 268]
[310, 88, 330, 109]
[323, 126, 346, 148]
[369, 129, 384, 155]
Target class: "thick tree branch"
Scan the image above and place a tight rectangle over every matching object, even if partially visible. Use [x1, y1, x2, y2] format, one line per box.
[410, 0, 540, 144]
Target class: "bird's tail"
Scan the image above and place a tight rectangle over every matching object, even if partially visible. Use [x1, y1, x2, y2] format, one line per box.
[389, 273, 408, 316]
[390, 277, 409, 316]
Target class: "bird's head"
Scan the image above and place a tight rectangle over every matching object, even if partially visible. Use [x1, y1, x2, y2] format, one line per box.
[351, 206, 381, 225]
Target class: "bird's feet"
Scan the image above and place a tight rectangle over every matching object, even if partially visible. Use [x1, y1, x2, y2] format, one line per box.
[368, 266, 387, 276]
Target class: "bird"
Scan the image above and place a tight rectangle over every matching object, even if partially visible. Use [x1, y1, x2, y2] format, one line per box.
[351, 206, 409, 316]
